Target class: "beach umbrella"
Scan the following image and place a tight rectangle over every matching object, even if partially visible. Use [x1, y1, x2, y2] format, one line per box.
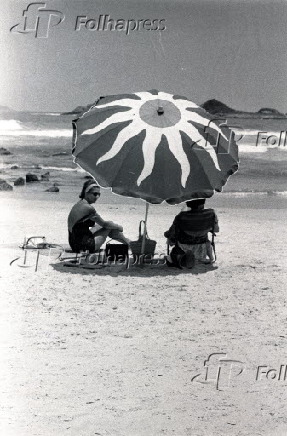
[72, 90, 239, 252]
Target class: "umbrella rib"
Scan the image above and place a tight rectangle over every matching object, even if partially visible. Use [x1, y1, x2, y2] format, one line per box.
[94, 98, 142, 109]
[134, 91, 158, 100]
[185, 110, 228, 140]
[137, 130, 162, 186]
[106, 132, 147, 194]
[183, 122, 221, 171]
[180, 130, 221, 189]
[82, 112, 132, 136]
[97, 120, 144, 165]
[165, 130, 190, 187]
[73, 120, 133, 158]
[170, 98, 198, 110]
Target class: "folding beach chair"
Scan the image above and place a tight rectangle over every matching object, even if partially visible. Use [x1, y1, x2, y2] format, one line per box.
[166, 209, 217, 266]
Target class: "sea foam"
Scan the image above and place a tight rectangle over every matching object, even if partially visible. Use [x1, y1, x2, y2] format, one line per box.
[0, 120, 23, 130]
[0, 118, 72, 138]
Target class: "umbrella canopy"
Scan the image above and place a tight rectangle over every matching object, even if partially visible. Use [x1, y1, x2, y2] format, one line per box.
[72, 90, 239, 204]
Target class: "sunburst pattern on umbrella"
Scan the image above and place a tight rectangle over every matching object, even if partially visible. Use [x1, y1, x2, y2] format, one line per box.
[72, 90, 239, 204]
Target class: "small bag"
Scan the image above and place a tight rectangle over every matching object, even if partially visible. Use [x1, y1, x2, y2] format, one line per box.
[105, 240, 129, 261]
[169, 245, 195, 269]
[130, 221, 157, 257]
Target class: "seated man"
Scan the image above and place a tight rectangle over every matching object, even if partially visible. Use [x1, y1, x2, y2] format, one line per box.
[68, 180, 130, 253]
[164, 198, 219, 268]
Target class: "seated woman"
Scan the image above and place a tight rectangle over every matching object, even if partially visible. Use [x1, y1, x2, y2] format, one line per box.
[68, 180, 130, 253]
[164, 198, 219, 268]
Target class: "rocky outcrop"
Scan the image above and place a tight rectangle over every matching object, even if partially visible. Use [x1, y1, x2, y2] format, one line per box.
[201, 99, 240, 115]
[41, 172, 50, 181]
[61, 102, 93, 115]
[0, 147, 12, 155]
[201, 99, 286, 118]
[14, 177, 25, 186]
[45, 184, 59, 192]
[52, 152, 68, 156]
[26, 173, 39, 183]
[0, 179, 13, 190]
[258, 108, 282, 115]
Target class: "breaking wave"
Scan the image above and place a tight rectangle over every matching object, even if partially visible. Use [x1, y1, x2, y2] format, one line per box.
[0, 119, 72, 137]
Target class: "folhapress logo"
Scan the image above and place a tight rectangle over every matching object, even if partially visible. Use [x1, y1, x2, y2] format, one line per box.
[10, 2, 65, 38]
[11, 4, 166, 38]
[191, 353, 246, 390]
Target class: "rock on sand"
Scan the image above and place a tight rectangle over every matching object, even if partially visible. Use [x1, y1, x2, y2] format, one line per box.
[0, 147, 12, 155]
[41, 172, 50, 181]
[26, 173, 39, 183]
[0, 179, 13, 190]
[45, 184, 59, 192]
[14, 177, 25, 186]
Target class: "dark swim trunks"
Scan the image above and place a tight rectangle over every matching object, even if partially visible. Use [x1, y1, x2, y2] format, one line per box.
[68, 219, 96, 253]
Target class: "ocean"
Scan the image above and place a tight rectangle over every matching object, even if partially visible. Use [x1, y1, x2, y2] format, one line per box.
[0, 111, 287, 197]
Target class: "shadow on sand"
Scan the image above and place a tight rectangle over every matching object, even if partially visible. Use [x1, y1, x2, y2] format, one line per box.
[51, 259, 218, 277]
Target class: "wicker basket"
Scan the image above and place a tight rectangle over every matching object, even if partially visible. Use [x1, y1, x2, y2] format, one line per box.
[130, 221, 157, 257]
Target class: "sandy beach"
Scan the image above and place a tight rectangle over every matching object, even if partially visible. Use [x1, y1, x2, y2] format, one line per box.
[2, 0, 287, 432]
[1, 187, 287, 436]
[0, 104, 287, 436]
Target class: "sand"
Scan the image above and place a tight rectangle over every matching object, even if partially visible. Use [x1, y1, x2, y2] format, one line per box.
[0, 190, 287, 436]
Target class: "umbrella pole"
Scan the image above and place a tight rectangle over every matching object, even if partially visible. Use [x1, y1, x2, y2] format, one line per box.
[140, 202, 149, 258]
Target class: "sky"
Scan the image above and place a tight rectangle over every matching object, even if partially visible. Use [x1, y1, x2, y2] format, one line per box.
[1, 0, 287, 112]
